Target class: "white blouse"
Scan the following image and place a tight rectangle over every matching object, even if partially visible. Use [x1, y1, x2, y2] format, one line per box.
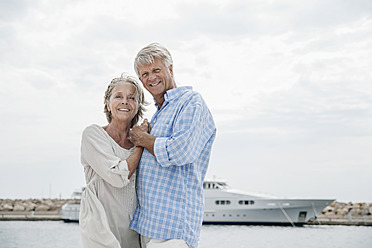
[79, 124, 140, 248]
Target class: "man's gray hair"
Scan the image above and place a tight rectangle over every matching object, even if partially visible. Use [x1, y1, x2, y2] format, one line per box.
[134, 42, 173, 77]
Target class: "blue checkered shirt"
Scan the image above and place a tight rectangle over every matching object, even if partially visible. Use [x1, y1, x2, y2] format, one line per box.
[130, 86, 216, 248]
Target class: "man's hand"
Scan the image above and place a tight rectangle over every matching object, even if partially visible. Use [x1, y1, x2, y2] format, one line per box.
[139, 119, 151, 133]
[130, 119, 156, 156]
[130, 125, 147, 147]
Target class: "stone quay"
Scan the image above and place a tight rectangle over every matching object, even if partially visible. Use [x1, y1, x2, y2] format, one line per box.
[0, 198, 80, 221]
[309, 201, 372, 226]
[0, 198, 371, 225]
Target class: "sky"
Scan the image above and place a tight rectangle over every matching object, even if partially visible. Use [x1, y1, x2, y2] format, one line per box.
[0, 0, 371, 203]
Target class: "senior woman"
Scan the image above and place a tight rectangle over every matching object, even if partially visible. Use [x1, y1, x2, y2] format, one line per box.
[79, 73, 148, 248]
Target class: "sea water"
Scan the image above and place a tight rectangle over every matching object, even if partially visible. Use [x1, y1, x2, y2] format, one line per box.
[0, 221, 371, 248]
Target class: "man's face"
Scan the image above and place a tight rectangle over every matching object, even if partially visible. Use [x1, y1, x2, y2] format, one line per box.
[138, 58, 175, 102]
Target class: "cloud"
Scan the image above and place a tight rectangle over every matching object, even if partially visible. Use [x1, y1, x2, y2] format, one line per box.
[0, 0, 372, 201]
[0, 0, 35, 22]
[160, 0, 372, 39]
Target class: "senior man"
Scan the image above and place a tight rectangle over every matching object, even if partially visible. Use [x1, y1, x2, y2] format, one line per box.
[129, 43, 216, 248]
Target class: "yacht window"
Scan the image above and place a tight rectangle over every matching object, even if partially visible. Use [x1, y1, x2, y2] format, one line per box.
[238, 200, 255, 205]
[215, 182, 229, 189]
[203, 181, 230, 189]
[206, 183, 212, 189]
[299, 211, 307, 219]
[215, 200, 231, 205]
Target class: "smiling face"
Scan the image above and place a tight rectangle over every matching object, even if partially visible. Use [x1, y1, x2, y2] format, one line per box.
[106, 82, 138, 124]
[138, 57, 176, 107]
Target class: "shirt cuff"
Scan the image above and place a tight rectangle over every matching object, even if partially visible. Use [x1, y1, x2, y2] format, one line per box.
[109, 160, 130, 186]
[117, 160, 129, 171]
[154, 137, 172, 167]
[109, 160, 129, 172]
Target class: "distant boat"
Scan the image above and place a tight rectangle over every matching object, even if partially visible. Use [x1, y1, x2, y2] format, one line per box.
[203, 178, 334, 226]
[60, 188, 83, 222]
[61, 179, 334, 226]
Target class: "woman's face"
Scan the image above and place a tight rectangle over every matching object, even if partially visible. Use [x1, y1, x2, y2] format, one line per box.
[107, 82, 138, 124]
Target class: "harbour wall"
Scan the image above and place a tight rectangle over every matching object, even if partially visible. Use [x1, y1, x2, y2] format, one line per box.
[0, 198, 78, 221]
[309, 201, 372, 226]
[0, 198, 371, 225]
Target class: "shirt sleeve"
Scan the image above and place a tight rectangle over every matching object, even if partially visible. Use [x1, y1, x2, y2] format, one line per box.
[81, 125, 130, 187]
[154, 95, 216, 167]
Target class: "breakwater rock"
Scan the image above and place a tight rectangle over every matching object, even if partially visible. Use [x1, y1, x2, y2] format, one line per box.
[2, 199, 369, 216]
[318, 201, 372, 218]
[0, 198, 80, 212]
[1, 199, 371, 225]
[308, 201, 372, 226]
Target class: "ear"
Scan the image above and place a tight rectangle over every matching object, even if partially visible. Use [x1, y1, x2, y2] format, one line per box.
[168, 64, 173, 77]
[106, 100, 111, 112]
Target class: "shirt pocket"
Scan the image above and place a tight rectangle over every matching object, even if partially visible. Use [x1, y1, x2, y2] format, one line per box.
[151, 122, 172, 137]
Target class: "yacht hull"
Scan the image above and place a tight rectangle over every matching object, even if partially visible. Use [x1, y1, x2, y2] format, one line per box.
[203, 199, 334, 226]
[202, 179, 334, 226]
[60, 203, 80, 222]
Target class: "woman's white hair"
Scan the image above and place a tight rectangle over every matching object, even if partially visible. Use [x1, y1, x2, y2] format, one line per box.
[103, 73, 147, 126]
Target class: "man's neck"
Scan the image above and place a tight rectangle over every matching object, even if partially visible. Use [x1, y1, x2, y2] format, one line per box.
[155, 84, 177, 109]
[156, 97, 165, 109]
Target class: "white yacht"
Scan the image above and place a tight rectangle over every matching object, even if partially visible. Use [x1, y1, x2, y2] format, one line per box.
[203, 178, 334, 226]
[60, 180, 334, 226]
[60, 188, 83, 222]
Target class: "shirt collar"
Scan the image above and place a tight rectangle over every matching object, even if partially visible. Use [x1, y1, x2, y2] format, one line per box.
[153, 86, 193, 108]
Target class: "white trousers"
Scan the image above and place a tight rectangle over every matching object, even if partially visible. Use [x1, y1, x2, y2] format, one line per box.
[141, 236, 189, 248]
